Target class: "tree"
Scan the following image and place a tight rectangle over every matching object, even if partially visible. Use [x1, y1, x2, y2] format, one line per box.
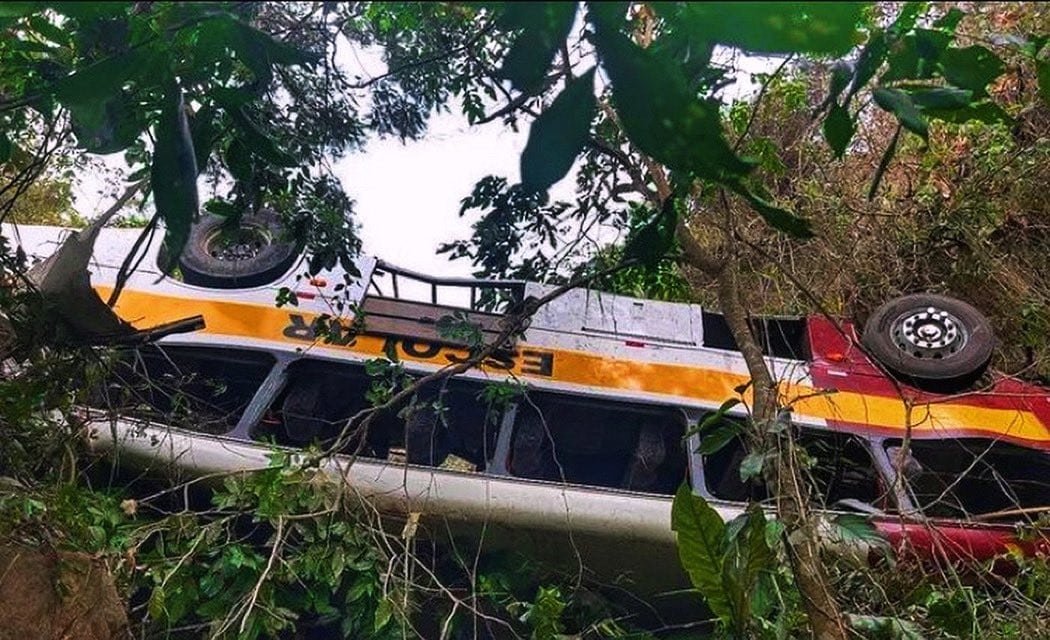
[1, 2, 1049, 638]
[0, 2, 513, 273]
[440, 2, 1049, 637]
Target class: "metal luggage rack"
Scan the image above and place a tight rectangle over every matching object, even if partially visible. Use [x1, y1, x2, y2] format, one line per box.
[367, 260, 527, 313]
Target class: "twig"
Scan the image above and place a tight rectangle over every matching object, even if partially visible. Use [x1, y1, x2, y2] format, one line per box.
[732, 54, 795, 152]
[238, 516, 285, 635]
[345, 21, 495, 89]
[105, 195, 156, 307]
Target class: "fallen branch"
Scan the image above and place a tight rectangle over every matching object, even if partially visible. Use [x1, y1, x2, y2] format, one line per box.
[98, 315, 205, 347]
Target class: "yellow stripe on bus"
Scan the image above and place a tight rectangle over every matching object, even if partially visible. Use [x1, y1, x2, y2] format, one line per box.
[98, 287, 1050, 446]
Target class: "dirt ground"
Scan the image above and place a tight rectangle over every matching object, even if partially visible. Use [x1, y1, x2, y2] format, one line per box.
[0, 544, 127, 640]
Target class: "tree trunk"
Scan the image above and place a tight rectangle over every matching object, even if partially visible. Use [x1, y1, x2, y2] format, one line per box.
[678, 218, 849, 640]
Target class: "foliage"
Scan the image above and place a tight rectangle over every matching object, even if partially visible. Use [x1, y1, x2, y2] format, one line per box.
[138, 456, 403, 639]
[671, 484, 797, 638]
[0, 482, 136, 556]
[1, 171, 80, 226]
[829, 552, 1050, 639]
[437, 549, 653, 640]
[0, 1, 509, 273]
[0, 235, 105, 479]
[674, 3, 1050, 377]
[448, 3, 1047, 297]
[1, 2, 1050, 639]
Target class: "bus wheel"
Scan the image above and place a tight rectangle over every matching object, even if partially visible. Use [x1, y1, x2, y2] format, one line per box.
[861, 293, 995, 389]
[178, 209, 299, 288]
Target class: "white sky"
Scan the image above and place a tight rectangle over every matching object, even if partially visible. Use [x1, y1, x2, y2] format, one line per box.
[333, 115, 555, 279]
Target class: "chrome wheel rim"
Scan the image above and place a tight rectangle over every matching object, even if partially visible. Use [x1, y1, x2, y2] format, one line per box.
[891, 306, 968, 359]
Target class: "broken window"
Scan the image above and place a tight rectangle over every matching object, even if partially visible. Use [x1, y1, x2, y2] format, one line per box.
[886, 439, 1050, 519]
[701, 311, 809, 359]
[100, 346, 274, 434]
[701, 434, 768, 503]
[254, 358, 398, 457]
[797, 430, 883, 507]
[255, 358, 503, 469]
[702, 424, 884, 509]
[507, 396, 687, 495]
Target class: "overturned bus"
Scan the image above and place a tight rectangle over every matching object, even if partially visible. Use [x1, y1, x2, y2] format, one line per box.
[6, 219, 1050, 602]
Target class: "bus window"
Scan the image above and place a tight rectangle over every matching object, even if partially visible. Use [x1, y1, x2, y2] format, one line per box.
[508, 396, 687, 495]
[101, 346, 274, 434]
[256, 358, 397, 458]
[256, 358, 502, 469]
[701, 423, 884, 509]
[886, 439, 1050, 519]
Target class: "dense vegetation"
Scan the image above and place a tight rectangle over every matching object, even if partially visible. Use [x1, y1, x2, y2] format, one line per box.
[0, 2, 1049, 638]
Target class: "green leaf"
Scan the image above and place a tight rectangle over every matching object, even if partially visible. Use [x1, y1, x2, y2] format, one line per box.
[520, 68, 596, 192]
[844, 29, 887, 103]
[933, 7, 964, 32]
[373, 597, 394, 631]
[234, 20, 316, 66]
[684, 396, 743, 440]
[868, 124, 902, 201]
[189, 106, 219, 173]
[50, 1, 125, 19]
[826, 61, 853, 105]
[1038, 60, 1050, 103]
[498, 2, 577, 95]
[231, 19, 317, 89]
[939, 46, 1004, 96]
[873, 87, 928, 140]
[739, 452, 765, 481]
[591, 18, 751, 179]
[148, 586, 166, 621]
[921, 100, 1009, 125]
[28, 15, 69, 46]
[152, 83, 199, 273]
[0, 2, 42, 18]
[890, 2, 927, 34]
[849, 615, 926, 640]
[66, 91, 143, 154]
[881, 30, 951, 83]
[671, 484, 731, 621]
[696, 423, 743, 455]
[621, 195, 677, 268]
[823, 103, 854, 159]
[204, 199, 240, 218]
[691, 397, 742, 434]
[224, 138, 254, 182]
[832, 514, 886, 546]
[673, 3, 867, 56]
[764, 519, 785, 549]
[924, 589, 975, 637]
[1023, 35, 1048, 59]
[0, 133, 10, 164]
[730, 182, 813, 239]
[724, 512, 750, 543]
[53, 48, 144, 105]
[905, 86, 972, 110]
[228, 107, 297, 167]
[723, 505, 772, 627]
